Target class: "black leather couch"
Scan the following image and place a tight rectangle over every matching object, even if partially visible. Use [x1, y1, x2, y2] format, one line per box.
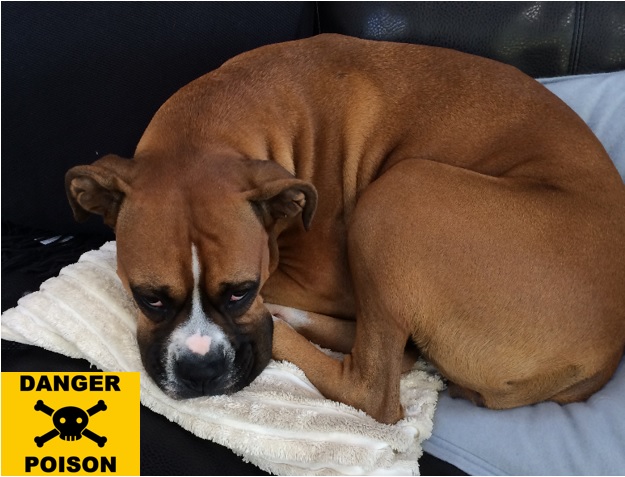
[3, 2, 625, 475]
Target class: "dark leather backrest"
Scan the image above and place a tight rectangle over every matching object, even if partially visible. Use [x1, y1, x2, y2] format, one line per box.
[1, 2, 315, 235]
[3, 2, 624, 236]
[317, 1, 625, 77]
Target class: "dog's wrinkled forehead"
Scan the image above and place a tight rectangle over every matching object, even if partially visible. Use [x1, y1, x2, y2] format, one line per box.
[114, 188, 269, 298]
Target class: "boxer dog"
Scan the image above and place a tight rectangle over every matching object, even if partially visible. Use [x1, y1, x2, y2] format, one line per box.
[66, 34, 625, 423]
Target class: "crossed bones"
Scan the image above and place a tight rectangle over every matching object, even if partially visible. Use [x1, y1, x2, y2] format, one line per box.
[34, 399, 107, 447]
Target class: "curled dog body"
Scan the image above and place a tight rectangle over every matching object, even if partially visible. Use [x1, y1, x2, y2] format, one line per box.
[67, 35, 625, 423]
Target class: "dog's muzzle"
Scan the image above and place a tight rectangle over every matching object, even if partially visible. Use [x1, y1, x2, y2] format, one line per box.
[140, 312, 273, 399]
[169, 340, 234, 397]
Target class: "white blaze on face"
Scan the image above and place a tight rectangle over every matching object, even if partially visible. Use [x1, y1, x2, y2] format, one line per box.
[164, 244, 235, 392]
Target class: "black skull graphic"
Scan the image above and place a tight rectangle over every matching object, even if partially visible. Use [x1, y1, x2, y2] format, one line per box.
[34, 400, 107, 447]
[52, 406, 88, 441]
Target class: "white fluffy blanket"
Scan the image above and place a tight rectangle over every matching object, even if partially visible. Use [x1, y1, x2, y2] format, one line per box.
[1, 242, 443, 475]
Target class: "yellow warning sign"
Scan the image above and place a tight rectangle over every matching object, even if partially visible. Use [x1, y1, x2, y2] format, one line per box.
[2, 372, 140, 475]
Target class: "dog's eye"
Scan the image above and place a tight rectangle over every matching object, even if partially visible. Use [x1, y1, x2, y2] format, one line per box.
[130, 286, 176, 323]
[137, 295, 165, 311]
[147, 299, 164, 308]
[220, 280, 259, 315]
[131, 288, 169, 316]
[229, 291, 248, 302]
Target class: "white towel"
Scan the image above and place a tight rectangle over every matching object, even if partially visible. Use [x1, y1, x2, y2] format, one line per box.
[1, 242, 443, 475]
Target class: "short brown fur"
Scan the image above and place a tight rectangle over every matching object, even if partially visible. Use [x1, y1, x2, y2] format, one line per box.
[66, 35, 625, 423]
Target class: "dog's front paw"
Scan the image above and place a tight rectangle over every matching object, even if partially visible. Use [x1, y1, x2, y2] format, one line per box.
[266, 303, 310, 332]
[271, 315, 305, 362]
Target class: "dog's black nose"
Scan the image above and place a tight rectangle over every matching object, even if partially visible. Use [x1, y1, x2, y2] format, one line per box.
[174, 352, 227, 395]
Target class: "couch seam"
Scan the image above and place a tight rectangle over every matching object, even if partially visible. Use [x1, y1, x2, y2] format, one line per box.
[314, 1, 321, 34]
[568, 1, 587, 75]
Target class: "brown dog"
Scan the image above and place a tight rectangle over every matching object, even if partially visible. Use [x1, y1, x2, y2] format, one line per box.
[66, 34, 625, 423]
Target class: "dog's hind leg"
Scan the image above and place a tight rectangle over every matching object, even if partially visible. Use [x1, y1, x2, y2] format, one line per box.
[447, 382, 486, 406]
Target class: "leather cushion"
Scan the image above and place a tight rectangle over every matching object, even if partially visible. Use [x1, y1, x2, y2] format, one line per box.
[318, 1, 625, 77]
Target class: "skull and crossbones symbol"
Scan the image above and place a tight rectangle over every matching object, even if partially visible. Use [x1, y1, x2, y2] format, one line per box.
[34, 399, 107, 447]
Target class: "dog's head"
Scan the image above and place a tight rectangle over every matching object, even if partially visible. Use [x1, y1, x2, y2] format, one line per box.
[65, 153, 317, 398]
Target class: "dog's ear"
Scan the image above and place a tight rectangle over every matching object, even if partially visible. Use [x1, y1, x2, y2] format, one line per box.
[244, 160, 318, 231]
[65, 154, 135, 228]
